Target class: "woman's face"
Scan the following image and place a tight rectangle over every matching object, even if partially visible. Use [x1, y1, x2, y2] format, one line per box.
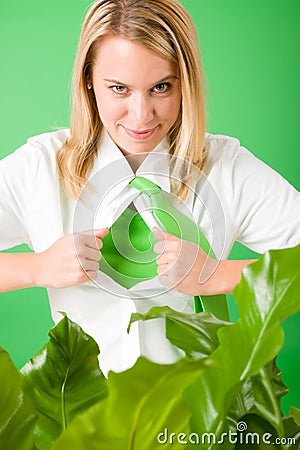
[91, 35, 181, 156]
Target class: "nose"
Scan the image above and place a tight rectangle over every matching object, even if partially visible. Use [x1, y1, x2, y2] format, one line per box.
[128, 93, 154, 125]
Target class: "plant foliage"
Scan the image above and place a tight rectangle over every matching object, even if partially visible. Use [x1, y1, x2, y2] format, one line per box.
[0, 245, 299, 449]
[21, 315, 107, 449]
[0, 347, 37, 450]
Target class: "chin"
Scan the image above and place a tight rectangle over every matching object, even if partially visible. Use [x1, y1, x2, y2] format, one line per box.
[120, 140, 158, 156]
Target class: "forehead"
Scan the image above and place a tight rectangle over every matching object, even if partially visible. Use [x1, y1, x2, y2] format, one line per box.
[92, 35, 178, 83]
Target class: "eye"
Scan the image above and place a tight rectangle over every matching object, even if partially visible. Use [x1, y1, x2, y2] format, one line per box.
[152, 82, 171, 93]
[111, 85, 128, 94]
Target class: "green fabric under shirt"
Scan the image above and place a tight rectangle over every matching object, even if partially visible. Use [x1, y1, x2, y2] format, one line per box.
[99, 208, 158, 288]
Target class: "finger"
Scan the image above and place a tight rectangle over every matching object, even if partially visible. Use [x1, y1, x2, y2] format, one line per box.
[84, 235, 104, 251]
[79, 228, 109, 250]
[152, 227, 180, 241]
[157, 263, 169, 275]
[156, 252, 177, 265]
[81, 227, 109, 234]
[80, 258, 99, 272]
[84, 259, 99, 272]
[154, 238, 182, 257]
[152, 227, 166, 241]
[84, 247, 102, 262]
[153, 239, 167, 254]
[94, 228, 109, 238]
[156, 252, 167, 264]
[93, 237, 103, 251]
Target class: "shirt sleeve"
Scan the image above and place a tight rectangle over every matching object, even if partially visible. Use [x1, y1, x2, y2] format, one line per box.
[223, 144, 300, 253]
[0, 144, 37, 250]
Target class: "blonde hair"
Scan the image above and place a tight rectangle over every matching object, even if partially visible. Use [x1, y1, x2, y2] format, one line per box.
[56, 0, 207, 200]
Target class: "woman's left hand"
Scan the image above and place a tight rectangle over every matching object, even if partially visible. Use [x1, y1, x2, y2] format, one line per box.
[152, 228, 220, 296]
[152, 228, 256, 296]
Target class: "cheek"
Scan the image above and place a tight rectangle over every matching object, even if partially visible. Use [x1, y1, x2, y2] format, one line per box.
[94, 90, 126, 124]
[160, 96, 181, 124]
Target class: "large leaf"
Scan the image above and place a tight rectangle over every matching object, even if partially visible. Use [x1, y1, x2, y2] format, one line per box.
[130, 245, 300, 446]
[53, 356, 210, 450]
[225, 360, 288, 432]
[131, 308, 289, 439]
[21, 315, 107, 449]
[130, 307, 231, 359]
[0, 347, 37, 450]
[183, 244, 300, 446]
[52, 244, 299, 449]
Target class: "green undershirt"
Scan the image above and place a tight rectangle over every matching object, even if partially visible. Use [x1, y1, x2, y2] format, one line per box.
[99, 208, 158, 288]
[99, 207, 206, 316]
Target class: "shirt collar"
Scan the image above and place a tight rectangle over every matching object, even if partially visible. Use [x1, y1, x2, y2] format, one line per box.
[90, 130, 171, 193]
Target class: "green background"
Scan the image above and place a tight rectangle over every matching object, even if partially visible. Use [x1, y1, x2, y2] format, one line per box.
[0, 0, 299, 415]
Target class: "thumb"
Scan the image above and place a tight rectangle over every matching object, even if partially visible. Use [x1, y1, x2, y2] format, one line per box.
[94, 228, 109, 238]
[152, 227, 165, 241]
[152, 227, 177, 241]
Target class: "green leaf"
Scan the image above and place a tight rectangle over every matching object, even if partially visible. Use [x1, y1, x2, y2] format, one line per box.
[0, 347, 37, 450]
[49, 245, 300, 449]
[225, 359, 288, 431]
[53, 356, 210, 450]
[264, 358, 288, 402]
[132, 308, 289, 442]
[289, 407, 300, 425]
[233, 414, 284, 450]
[184, 245, 300, 445]
[282, 407, 300, 448]
[130, 306, 231, 359]
[21, 315, 107, 449]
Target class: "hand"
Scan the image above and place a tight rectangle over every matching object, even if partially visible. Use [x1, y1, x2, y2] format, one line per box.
[33, 228, 109, 289]
[152, 228, 220, 296]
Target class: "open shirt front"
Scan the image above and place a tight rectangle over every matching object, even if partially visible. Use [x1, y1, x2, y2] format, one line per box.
[0, 129, 299, 375]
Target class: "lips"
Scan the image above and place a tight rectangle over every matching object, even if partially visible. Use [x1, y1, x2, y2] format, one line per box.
[123, 126, 158, 140]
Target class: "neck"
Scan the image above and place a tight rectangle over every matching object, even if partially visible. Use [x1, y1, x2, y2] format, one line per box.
[121, 150, 150, 173]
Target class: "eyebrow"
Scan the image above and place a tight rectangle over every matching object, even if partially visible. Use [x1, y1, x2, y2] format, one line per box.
[103, 75, 179, 86]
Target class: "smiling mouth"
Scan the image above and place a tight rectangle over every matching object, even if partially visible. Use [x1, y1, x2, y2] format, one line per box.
[123, 126, 158, 140]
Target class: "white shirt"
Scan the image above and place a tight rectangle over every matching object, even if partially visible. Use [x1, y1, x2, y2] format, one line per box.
[0, 129, 299, 375]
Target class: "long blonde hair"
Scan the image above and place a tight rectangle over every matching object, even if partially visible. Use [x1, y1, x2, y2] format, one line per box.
[56, 0, 207, 200]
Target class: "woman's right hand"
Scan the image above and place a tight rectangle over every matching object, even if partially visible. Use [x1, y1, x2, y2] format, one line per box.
[33, 228, 109, 289]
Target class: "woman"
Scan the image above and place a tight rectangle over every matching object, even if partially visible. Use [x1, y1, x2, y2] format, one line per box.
[0, 0, 299, 375]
